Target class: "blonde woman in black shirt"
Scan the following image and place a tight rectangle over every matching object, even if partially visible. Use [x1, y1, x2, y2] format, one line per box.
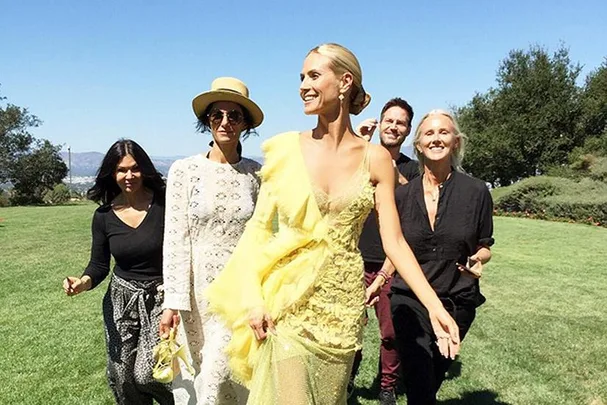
[63, 139, 173, 405]
[366, 109, 494, 405]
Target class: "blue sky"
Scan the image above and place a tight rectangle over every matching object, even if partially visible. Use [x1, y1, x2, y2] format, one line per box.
[1, 0, 606, 158]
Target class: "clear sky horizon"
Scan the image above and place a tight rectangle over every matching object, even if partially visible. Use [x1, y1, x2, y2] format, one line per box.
[2, 0, 606, 158]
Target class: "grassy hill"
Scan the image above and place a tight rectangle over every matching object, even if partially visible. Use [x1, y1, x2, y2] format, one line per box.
[0, 205, 605, 404]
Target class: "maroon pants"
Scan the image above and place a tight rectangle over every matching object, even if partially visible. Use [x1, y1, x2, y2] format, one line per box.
[351, 262, 401, 390]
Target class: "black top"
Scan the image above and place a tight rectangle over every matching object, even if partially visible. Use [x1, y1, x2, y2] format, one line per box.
[391, 171, 494, 307]
[359, 153, 420, 263]
[82, 197, 165, 289]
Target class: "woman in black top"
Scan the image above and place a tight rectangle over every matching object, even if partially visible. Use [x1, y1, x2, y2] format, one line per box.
[366, 109, 494, 405]
[63, 139, 173, 405]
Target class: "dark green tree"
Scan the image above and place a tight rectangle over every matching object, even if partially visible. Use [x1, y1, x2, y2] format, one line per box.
[0, 88, 41, 183]
[570, 59, 607, 160]
[43, 183, 71, 205]
[1, 86, 67, 204]
[10, 140, 68, 205]
[457, 45, 583, 186]
[580, 58, 607, 139]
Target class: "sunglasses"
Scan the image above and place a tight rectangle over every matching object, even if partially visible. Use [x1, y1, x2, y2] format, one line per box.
[207, 109, 244, 126]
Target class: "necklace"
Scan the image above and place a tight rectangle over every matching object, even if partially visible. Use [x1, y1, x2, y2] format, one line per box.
[424, 179, 444, 202]
[424, 170, 452, 202]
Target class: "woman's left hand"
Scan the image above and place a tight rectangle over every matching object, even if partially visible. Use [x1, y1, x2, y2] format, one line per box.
[159, 309, 180, 339]
[429, 307, 460, 360]
[457, 254, 483, 278]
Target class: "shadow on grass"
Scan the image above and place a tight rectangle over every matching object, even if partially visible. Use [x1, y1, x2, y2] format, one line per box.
[438, 390, 512, 405]
[348, 360, 509, 405]
[347, 376, 380, 404]
[347, 373, 407, 404]
[349, 387, 509, 405]
[445, 358, 462, 380]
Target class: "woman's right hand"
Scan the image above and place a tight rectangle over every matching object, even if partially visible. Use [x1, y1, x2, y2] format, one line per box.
[429, 307, 460, 360]
[159, 309, 180, 339]
[356, 118, 378, 141]
[63, 276, 91, 296]
[248, 306, 276, 341]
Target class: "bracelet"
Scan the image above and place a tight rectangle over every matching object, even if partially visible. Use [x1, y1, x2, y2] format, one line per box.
[377, 270, 392, 285]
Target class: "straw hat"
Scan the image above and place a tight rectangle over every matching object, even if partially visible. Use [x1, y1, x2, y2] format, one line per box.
[192, 77, 264, 128]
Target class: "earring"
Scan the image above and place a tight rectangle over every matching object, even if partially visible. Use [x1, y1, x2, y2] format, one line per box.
[338, 93, 345, 102]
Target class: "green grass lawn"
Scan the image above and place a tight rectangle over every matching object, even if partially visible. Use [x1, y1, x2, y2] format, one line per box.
[1, 205, 606, 404]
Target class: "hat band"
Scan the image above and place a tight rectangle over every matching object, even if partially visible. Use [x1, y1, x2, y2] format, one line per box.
[216, 88, 245, 96]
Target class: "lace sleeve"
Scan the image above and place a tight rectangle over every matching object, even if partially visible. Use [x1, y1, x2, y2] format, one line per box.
[162, 160, 193, 311]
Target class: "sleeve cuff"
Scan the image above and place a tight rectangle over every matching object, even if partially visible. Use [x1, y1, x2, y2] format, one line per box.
[478, 237, 495, 247]
[162, 293, 191, 312]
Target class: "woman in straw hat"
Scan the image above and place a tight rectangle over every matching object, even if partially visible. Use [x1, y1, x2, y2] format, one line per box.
[205, 43, 460, 404]
[159, 77, 264, 404]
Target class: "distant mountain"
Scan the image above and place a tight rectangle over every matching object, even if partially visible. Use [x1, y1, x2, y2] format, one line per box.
[59, 151, 104, 177]
[60, 152, 263, 177]
[59, 152, 181, 177]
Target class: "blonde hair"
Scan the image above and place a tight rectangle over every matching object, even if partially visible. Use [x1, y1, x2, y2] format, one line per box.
[413, 109, 467, 172]
[308, 43, 371, 115]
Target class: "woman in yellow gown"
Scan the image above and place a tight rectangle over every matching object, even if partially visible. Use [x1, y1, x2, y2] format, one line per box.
[206, 43, 460, 405]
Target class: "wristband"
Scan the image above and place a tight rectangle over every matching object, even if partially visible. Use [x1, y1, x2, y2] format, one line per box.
[377, 270, 392, 285]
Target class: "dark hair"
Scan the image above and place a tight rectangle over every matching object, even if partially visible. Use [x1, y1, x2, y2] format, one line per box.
[380, 98, 414, 126]
[195, 102, 257, 139]
[87, 139, 166, 206]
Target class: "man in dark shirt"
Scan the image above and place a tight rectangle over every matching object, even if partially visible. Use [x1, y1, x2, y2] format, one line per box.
[351, 98, 419, 405]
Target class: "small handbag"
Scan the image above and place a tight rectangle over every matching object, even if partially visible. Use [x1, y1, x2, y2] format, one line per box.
[152, 327, 194, 383]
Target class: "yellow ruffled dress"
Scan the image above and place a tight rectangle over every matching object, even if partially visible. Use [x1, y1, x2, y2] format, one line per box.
[206, 131, 375, 405]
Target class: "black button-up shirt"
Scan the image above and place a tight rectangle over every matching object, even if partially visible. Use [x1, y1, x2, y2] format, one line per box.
[359, 153, 420, 263]
[391, 171, 494, 307]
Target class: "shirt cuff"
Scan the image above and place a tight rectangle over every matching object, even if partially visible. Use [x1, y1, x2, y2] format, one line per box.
[478, 237, 495, 247]
[162, 293, 191, 311]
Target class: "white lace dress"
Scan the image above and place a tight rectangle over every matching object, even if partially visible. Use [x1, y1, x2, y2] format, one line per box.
[163, 154, 261, 405]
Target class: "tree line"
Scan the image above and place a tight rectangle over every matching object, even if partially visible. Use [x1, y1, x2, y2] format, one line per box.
[0, 87, 67, 205]
[2, 43, 607, 205]
[457, 44, 607, 187]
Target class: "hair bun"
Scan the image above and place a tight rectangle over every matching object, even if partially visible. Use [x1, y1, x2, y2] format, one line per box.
[350, 86, 371, 116]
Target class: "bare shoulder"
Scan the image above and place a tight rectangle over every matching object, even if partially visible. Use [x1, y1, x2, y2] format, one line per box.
[366, 144, 393, 184]
[368, 144, 392, 170]
[300, 129, 312, 139]
[368, 143, 391, 162]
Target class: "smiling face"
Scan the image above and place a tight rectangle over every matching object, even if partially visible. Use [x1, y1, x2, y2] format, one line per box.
[379, 106, 411, 148]
[299, 52, 344, 115]
[114, 154, 142, 194]
[208, 101, 245, 146]
[415, 114, 460, 165]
